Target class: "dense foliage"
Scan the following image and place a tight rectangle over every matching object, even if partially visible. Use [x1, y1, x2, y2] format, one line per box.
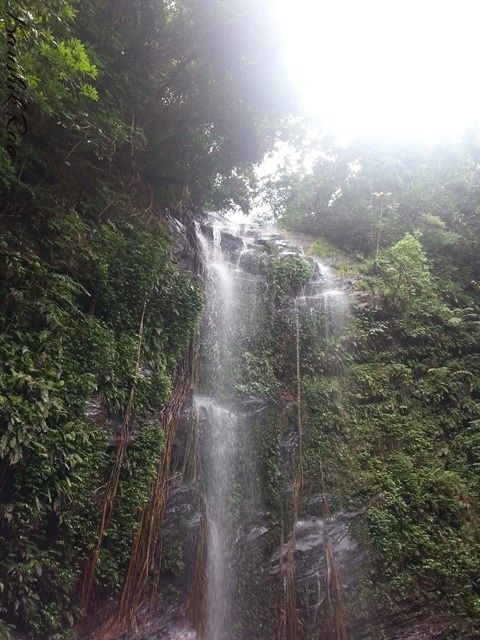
[0, 202, 204, 637]
[267, 139, 480, 635]
[1, 0, 479, 637]
[265, 134, 480, 284]
[1, 0, 294, 209]
[0, 0, 295, 637]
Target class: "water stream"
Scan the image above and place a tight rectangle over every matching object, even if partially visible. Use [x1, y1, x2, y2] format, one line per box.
[195, 218, 261, 640]
[163, 214, 354, 640]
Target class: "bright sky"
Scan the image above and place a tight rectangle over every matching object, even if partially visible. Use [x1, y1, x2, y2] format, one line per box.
[273, 0, 480, 142]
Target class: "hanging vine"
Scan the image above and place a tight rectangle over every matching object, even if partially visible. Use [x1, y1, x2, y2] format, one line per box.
[79, 300, 148, 613]
[319, 458, 348, 640]
[282, 293, 349, 640]
[188, 498, 208, 639]
[280, 301, 304, 640]
[96, 219, 204, 638]
[97, 336, 198, 637]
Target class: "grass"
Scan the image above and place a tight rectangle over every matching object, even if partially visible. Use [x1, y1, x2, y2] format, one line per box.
[307, 237, 340, 258]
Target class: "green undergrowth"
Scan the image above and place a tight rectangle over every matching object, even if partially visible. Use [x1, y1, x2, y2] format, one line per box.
[96, 421, 166, 593]
[0, 194, 203, 638]
[261, 253, 314, 305]
[307, 236, 340, 258]
[297, 233, 480, 635]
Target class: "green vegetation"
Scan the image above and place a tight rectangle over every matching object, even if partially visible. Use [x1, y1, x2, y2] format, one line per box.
[1, 0, 294, 637]
[293, 230, 480, 635]
[265, 135, 480, 281]
[307, 237, 340, 258]
[1, 0, 479, 638]
[0, 202, 203, 637]
[261, 133, 479, 635]
[261, 253, 314, 305]
[346, 236, 480, 632]
[97, 421, 165, 592]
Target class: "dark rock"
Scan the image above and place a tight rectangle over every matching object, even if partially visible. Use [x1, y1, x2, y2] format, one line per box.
[220, 230, 244, 253]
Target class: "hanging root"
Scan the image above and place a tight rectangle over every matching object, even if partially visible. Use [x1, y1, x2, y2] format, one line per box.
[96, 335, 198, 639]
[277, 525, 299, 640]
[277, 301, 305, 640]
[295, 301, 304, 494]
[319, 458, 349, 640]
[282, 462, 303, 640]
[276, 527, 287, 640]
[181, 397, 198, 482]
[185, 393, 207, 639]
[187, 500, 208, 639]
[79, 301, 147, 613]
[283, 299, 348, 640]
[285, 540, 298, 640]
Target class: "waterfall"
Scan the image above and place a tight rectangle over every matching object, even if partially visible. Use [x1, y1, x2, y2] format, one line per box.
[194, 397, 238, 639]
[151, 215, 357, 640]
[194, 218, 259, 640]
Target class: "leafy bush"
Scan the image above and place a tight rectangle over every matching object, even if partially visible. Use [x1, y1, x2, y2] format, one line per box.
[0, 204, 203, 636]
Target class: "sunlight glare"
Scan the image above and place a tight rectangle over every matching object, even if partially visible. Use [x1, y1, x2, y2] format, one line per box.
[274, 0, 480, 141]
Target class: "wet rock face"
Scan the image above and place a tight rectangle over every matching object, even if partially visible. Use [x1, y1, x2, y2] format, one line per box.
[199, 213, 307, 267]
[133, 600, 196, 640]
[165, 207, 204, 272]
[219, 230, 244, 255]
[268, 510, 370, 637]
[163, 482, 202, 556]
[163, 399, 203, 575]
[388, 619, 455, 640]
[349, 607, 457, 640]
[292, 512, 364, 588]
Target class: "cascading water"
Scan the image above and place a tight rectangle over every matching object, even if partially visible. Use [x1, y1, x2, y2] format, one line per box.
[258, 244, 349, 640]
[195, 397, 238, 639]
[194, 218, 262, 640]
[151, 214, 358, 640]
[298, 261, 349, 324]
